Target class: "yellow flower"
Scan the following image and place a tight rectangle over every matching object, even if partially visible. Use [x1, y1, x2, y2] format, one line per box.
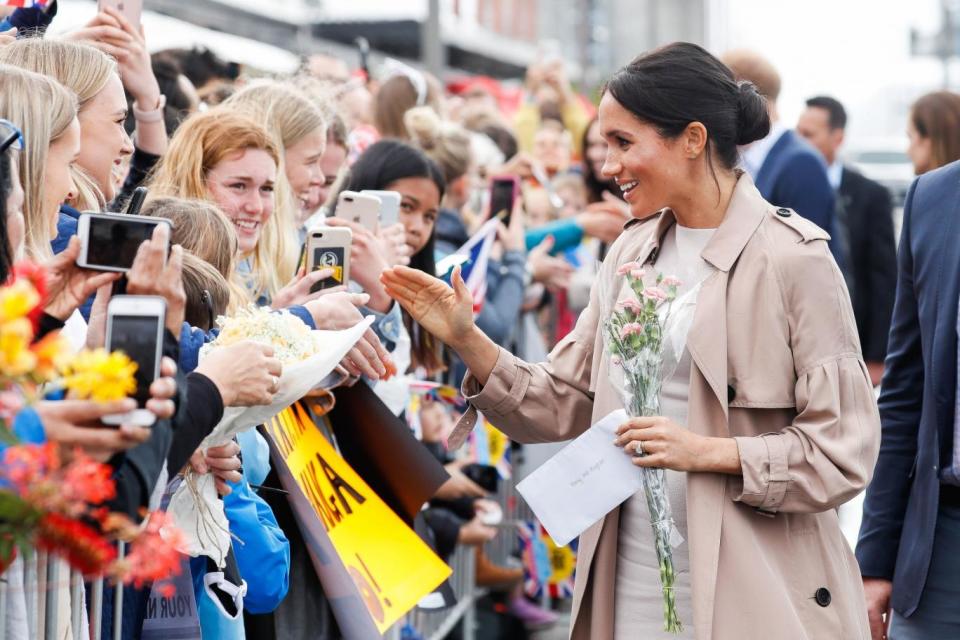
[0, 279, 40, 324]
[63, 349, 138, 402]
[0, 318, 37, 377]
[30, 331, 72, 382]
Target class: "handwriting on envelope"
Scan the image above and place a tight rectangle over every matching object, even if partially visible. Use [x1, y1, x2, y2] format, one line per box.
[517, 409, 642, 546]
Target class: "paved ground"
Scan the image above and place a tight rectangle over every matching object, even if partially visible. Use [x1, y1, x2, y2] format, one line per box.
[529, 612, 570, 640]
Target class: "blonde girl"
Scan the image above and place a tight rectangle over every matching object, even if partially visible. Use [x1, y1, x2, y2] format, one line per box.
[0, 34, 164, 213]
[223, 80, 326, 266]
[147, 109, 289, 300]
[0, 64, 81, 260]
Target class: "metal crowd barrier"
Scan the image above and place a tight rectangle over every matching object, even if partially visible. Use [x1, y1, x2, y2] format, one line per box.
[388, 470, 537, 640]
[0, 541, 123, 640]
[0, 475, 545, 640]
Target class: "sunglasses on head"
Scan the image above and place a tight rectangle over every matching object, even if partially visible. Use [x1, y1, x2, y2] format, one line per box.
[0, 119, 23, 155]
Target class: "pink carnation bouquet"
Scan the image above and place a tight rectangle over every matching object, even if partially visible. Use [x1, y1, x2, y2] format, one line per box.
[605, 262, 684, 633]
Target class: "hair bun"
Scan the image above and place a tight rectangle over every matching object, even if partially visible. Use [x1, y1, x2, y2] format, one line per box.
[735, 81, 771, 145]
[404, 106, 441, 150]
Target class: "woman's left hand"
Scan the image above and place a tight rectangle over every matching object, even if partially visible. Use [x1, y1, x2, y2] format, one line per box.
[616, 416, 743, 474]
[43, 236, 121, 321]
[615, 416, 710, 472]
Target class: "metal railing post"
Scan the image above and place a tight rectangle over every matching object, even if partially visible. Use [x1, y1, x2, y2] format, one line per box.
[45, 554, 60, 640]
[89, 576, 103, 640]
[36, 550, 48, 638]
[70, 569, 82, 640]
[112, 542, 125, 640]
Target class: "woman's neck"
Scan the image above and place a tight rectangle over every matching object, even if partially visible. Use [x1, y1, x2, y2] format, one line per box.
[670, 169, 739, 229]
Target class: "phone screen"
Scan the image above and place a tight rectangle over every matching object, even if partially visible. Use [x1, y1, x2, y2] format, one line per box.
[109, 315, 160, 406]
[88, 217, 162, 270]
[310, 245, 346, 293]
[490, 180, 516, 226]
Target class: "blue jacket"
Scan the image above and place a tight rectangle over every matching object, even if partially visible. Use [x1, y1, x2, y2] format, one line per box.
[754, 130, 845, 267]
[190, 432, 290, 638]
[855, 160, 960, 617]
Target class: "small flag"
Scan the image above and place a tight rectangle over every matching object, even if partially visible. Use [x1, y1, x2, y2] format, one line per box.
[517, 520, 577, 599]
[3, 0, 40, 6]
[435, 218, 499, 314]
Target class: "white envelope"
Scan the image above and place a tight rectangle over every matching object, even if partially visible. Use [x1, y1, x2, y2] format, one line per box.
[516, 409, 640, 546]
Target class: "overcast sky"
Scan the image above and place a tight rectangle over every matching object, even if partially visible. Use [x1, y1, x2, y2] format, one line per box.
[715, 0, 946, 146]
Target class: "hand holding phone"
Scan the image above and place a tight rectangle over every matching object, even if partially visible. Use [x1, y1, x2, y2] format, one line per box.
[77, 212, 172, 273]
[489, 176, 520, 227]
[97, 0, 143, 28]
[306, 227, 352, 293]
[337, 191, 380, 233]
[102, 295, 166, 427]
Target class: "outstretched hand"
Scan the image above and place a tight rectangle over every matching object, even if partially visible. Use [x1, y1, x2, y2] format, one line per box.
[380, 265, 475, 348]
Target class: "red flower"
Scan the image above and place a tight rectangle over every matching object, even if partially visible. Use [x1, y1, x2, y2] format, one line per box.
[12, 261, 47, 331]
[35, 513, 117, 576]
[119, 511, 185, 588]
[63, 450, 116, 505]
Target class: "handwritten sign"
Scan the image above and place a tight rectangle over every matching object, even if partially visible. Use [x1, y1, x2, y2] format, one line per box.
[265, 402, 451, 633]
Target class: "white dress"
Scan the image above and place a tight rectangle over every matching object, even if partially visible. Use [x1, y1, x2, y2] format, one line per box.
[613, 224, 717, 639]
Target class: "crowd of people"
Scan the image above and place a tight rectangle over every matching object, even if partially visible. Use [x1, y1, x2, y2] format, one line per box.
[3, 1, 960, 639]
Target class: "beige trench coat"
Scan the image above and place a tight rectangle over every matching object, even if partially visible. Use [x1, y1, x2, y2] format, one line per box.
[462, 175, 880, 639]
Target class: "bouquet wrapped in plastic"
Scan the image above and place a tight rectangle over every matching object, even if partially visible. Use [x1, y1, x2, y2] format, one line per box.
[168, 307, 375, 565]
[603, 263, 685, 634]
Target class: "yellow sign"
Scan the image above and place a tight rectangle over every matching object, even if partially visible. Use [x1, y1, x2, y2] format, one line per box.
[265, 403, 451, 632]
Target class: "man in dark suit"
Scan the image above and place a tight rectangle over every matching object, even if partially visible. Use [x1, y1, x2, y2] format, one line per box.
[856, 160, 960, 639]
[722, 50, 845, 268]
[797, 96, 897, 386]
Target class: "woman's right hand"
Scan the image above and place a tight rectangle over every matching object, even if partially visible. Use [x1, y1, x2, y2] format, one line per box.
[271, 267, 339, 309]
[195, 341, 282, 407]
[380, 265, 475, 349]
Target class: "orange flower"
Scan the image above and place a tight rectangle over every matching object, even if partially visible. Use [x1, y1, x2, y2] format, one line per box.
[114, 511, 185, 589]
[30, 331, 70, 382]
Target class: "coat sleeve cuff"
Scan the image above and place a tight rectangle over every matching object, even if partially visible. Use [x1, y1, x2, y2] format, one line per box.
[461, 347, 530, 418]
[733, 434, 791, 512]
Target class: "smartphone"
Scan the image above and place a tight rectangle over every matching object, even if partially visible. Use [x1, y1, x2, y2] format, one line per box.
[77, 212, 172, 272]
[462, 463, 499, 493]
[102, 295, 166, 427]
[306, 226, 352, 293]
[489, 175, 520, 226]
[361, 190, 401, 227]
[97, 0, 142, 26]
[337, 191, 380, 233]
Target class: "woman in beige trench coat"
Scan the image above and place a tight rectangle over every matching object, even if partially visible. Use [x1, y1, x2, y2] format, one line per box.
[382, 42, 880, 640]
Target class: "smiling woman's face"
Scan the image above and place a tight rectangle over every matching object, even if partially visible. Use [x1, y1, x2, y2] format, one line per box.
[598, 92, 685, 218]
[76, 74, 134, 203]
[205, 148, 277, 255]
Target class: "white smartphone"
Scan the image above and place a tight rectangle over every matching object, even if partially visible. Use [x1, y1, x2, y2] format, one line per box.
[306, 226, 352, 293]
[102, 295, 166, 427]
[97, 0, 143, 26]
[337, 191, 380, 233]
[77, 212, 172, 272]
[361, 190, 402, 227]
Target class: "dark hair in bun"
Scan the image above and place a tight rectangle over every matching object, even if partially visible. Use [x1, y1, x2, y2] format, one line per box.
[604, 41, 770, 172]
[736, 81, 771, 145]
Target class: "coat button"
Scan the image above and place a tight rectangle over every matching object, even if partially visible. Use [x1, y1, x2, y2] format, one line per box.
[727, 385, 736, 403]
[814, 587, 831, 607]
[776, 208, 792, 217]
